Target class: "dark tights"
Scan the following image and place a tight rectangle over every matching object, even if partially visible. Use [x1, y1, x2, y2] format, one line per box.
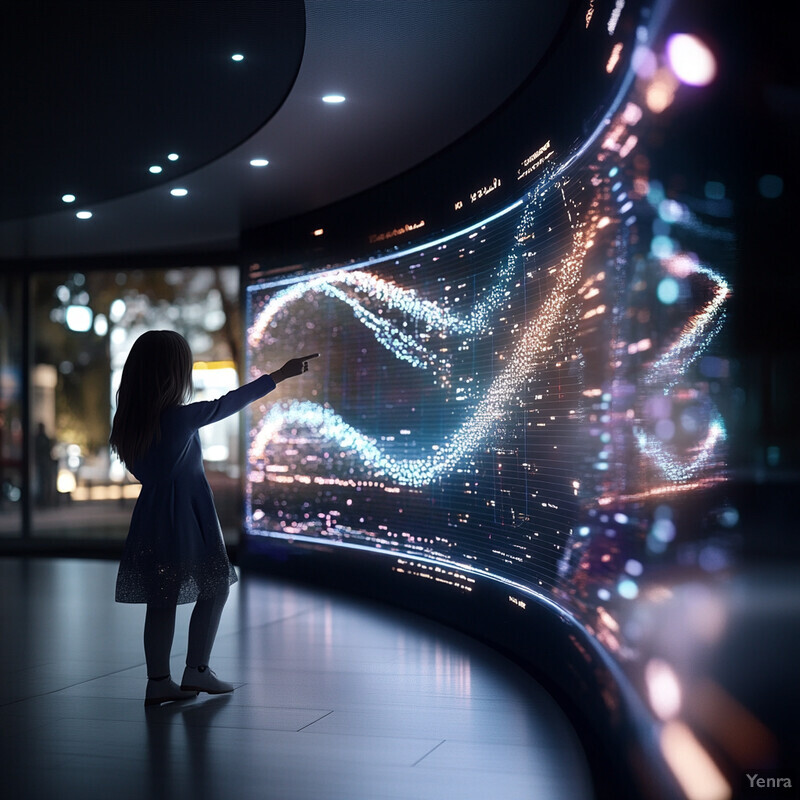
[144, 588, 229, 679]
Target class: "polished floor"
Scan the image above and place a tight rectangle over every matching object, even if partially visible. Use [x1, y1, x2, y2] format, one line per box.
[0, 557, 593, 800]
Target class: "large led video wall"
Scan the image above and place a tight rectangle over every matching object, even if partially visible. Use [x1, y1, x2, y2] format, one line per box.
[244, 0, 731, 626]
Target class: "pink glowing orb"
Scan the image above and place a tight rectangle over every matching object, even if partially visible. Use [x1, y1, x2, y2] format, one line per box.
[666, 34, 717, 86]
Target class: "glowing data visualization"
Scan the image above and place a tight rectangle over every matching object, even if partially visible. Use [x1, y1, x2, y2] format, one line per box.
[246, 150, 728, 609]
[244, 0, 731, 612]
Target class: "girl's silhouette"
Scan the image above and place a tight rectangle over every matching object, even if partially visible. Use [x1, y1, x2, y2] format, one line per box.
[110, 330, 318, 707]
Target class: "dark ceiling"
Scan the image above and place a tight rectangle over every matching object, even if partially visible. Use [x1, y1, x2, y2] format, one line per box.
[0, 0, 568, 261]
[1, 0, 306, 221]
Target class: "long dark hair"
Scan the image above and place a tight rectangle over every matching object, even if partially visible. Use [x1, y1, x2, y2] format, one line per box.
[110, 330, 193, 467]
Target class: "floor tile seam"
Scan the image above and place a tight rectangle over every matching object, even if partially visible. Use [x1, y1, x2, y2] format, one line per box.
[177, 702, 334, 713]
[411, 738, 447, 766]
[153, 712, 338, 733]
[295, 708, 334, 730]
[28, 715, 463, 752]
[23, 713, 337, 734]
[294, 721, 565, 744]
[28, 718, 451, 753]
[289, 719, 565, 747]
[0, 663, 151, 708]
[234, 705, 336, 719]
[302, 726, 531, 745]
[295, 726, 445, 746]
[133, 699, 336, 714]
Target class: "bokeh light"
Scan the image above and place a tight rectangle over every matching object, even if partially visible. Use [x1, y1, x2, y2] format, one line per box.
[657, 276, 680, 304]
[758, 174, 783, 199]
[645, 658, 682, 720]
[666, 34, 717, 86]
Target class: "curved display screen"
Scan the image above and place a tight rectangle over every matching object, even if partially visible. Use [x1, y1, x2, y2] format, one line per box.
[245, 161, 730, 599]
[245, 0, 730, 610]
[242, 1, 793, 797]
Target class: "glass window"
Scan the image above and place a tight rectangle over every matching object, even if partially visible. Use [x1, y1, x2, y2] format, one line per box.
[0, 275, 24, 538]
[30, 266, 241, 543]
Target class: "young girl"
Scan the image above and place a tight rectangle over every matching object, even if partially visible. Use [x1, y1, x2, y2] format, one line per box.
[110, 330, 318, 707]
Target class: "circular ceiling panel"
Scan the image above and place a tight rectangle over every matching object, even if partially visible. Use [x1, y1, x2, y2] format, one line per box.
[0, 0, 305, 221]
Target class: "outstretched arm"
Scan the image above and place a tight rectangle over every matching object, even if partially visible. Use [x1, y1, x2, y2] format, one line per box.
[178, 354, 320, 430]
[270, 353, 320, 384]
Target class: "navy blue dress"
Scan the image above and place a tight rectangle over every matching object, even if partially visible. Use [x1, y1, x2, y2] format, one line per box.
[115, 374, 276, 607]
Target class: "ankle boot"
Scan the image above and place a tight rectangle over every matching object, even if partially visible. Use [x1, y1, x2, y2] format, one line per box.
[145, 675, 199, 707]
[180, 665, 234, 694]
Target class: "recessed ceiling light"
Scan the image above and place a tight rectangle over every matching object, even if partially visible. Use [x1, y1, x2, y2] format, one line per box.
[322, 94, 345, 104]
[231, 53, 244, 62]
[249, 158, 269, 167]
[167, 153, 179, 161]
[170, 188, 188, 197]
[62, 194, 76, 203]
[76, 211, 92, 220]
[149, 165, 163, 174]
